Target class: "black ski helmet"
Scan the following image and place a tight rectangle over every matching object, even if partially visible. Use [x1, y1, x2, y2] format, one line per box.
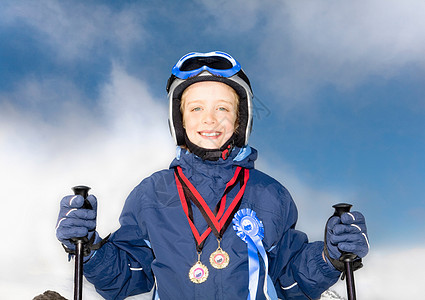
[166, 51, 253, 159]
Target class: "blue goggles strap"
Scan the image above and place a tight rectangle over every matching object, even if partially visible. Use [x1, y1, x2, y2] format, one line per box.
[172, 51, 242, 80]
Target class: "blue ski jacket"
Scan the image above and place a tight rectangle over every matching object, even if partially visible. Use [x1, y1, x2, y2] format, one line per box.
[83, 146, 340, 299]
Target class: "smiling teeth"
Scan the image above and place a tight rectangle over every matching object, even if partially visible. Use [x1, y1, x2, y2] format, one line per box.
[200, 132, 220, 137]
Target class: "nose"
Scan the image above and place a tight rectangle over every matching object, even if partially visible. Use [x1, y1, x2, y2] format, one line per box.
[202, 109, 216, 125]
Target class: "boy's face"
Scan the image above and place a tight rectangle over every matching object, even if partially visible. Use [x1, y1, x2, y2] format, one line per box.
[181, 81, 238, 150]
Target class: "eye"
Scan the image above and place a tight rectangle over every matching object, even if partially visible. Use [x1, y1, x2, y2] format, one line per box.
[218, 106, 230, 112]
[191, 107, 201, 112]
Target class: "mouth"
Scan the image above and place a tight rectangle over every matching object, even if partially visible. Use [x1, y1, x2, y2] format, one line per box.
[198, 131, 222, 138]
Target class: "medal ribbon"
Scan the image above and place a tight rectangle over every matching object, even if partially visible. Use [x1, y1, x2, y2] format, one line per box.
[174, 166, 249, 251]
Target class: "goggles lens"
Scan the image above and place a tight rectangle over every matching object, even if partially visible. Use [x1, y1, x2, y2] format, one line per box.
[172, 51, 241, 80]
[180, 56, 233, 71]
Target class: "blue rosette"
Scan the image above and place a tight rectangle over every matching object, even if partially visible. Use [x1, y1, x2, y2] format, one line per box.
[233, 208, 264, 242]
[233, 208, 275, 300]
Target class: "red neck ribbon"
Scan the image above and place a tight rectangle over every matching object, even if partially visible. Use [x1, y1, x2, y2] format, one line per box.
[174, 166, 249, 252]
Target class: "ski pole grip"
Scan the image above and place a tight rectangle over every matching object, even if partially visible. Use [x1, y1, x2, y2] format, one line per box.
[332, 203, 352, 217]
[332, 203, 357, 262]
[70, 185, 92, 245]
[72, 185, 92, 210]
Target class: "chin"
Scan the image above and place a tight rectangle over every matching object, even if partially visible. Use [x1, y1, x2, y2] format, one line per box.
[196, 140, 225, 149]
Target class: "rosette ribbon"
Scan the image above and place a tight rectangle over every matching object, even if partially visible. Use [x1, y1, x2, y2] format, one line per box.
[233, 208, 276, 300]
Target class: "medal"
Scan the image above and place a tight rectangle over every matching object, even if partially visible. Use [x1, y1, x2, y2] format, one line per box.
[189, 252, 209, 284]
[210, 239, 229, 269]
[175, 166, 250, 283]
[210, 248, 229, 269]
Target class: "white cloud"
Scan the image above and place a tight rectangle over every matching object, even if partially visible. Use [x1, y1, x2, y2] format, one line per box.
[198, 0, 266, 33]
[0, 65, 172, 299]
[260, 0, 425, 101]
[1, 1, 147, 61]
[331, 247, 424, 299]
[200, 0, 425, 106]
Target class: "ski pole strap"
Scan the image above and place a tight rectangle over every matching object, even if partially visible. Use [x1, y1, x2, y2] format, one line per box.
[323, 242, 363, 274]
[63, 233, 111, 257]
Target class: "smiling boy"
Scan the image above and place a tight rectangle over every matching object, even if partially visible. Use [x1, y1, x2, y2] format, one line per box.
[56, 51, 369, 300]
[181, 81, 238, 150]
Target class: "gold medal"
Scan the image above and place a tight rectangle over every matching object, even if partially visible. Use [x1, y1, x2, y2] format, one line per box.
[189, 252, 209, 284]
[209, 248, 229, 269]
[209, 239, 229, 269]
[189, 261, 209, 283]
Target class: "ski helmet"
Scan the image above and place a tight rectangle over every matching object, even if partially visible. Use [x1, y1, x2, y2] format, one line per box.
[166, 51, 253, 159]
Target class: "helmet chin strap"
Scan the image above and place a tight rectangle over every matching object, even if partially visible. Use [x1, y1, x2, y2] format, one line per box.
[184, 132, 235, 161]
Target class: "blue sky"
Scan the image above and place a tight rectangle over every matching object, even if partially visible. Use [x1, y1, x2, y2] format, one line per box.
[0, 1, 424, 299]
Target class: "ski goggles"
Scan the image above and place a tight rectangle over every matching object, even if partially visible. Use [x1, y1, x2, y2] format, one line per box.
[171, 51, 242, 80]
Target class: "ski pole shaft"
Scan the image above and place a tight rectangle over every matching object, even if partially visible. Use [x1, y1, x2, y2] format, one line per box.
[344, 258, 356, 300]
[71, 185, 92, 300]
[74, 239, 85, 300]
[332, 203, 357, 300]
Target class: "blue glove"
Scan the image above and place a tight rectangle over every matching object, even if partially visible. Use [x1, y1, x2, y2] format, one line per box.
[55, 194, 97, 251]
[325, 211, 370, 271]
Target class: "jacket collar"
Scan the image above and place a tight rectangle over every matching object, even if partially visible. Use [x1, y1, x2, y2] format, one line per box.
[169, 146, 257, 182]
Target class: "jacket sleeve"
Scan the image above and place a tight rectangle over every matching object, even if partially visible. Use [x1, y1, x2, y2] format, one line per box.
[83, 184, 155, 300]
[268, 187, 341, 300]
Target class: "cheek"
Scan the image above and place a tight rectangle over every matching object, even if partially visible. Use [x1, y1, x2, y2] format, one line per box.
[182, 114, 196, 130]
[225, 113, 238, 129]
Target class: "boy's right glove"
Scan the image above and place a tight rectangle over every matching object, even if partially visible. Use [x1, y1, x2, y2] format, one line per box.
[55, 194, 102, 256]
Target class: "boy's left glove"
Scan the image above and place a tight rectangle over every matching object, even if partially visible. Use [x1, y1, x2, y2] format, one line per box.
[324, 211, 370, 272]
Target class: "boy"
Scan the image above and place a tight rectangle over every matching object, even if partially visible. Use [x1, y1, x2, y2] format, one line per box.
[56, 51, 369, 299]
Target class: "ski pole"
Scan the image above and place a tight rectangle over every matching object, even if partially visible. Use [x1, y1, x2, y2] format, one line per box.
[332, 203, 357, 300]
[71, 185, 92, 300]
